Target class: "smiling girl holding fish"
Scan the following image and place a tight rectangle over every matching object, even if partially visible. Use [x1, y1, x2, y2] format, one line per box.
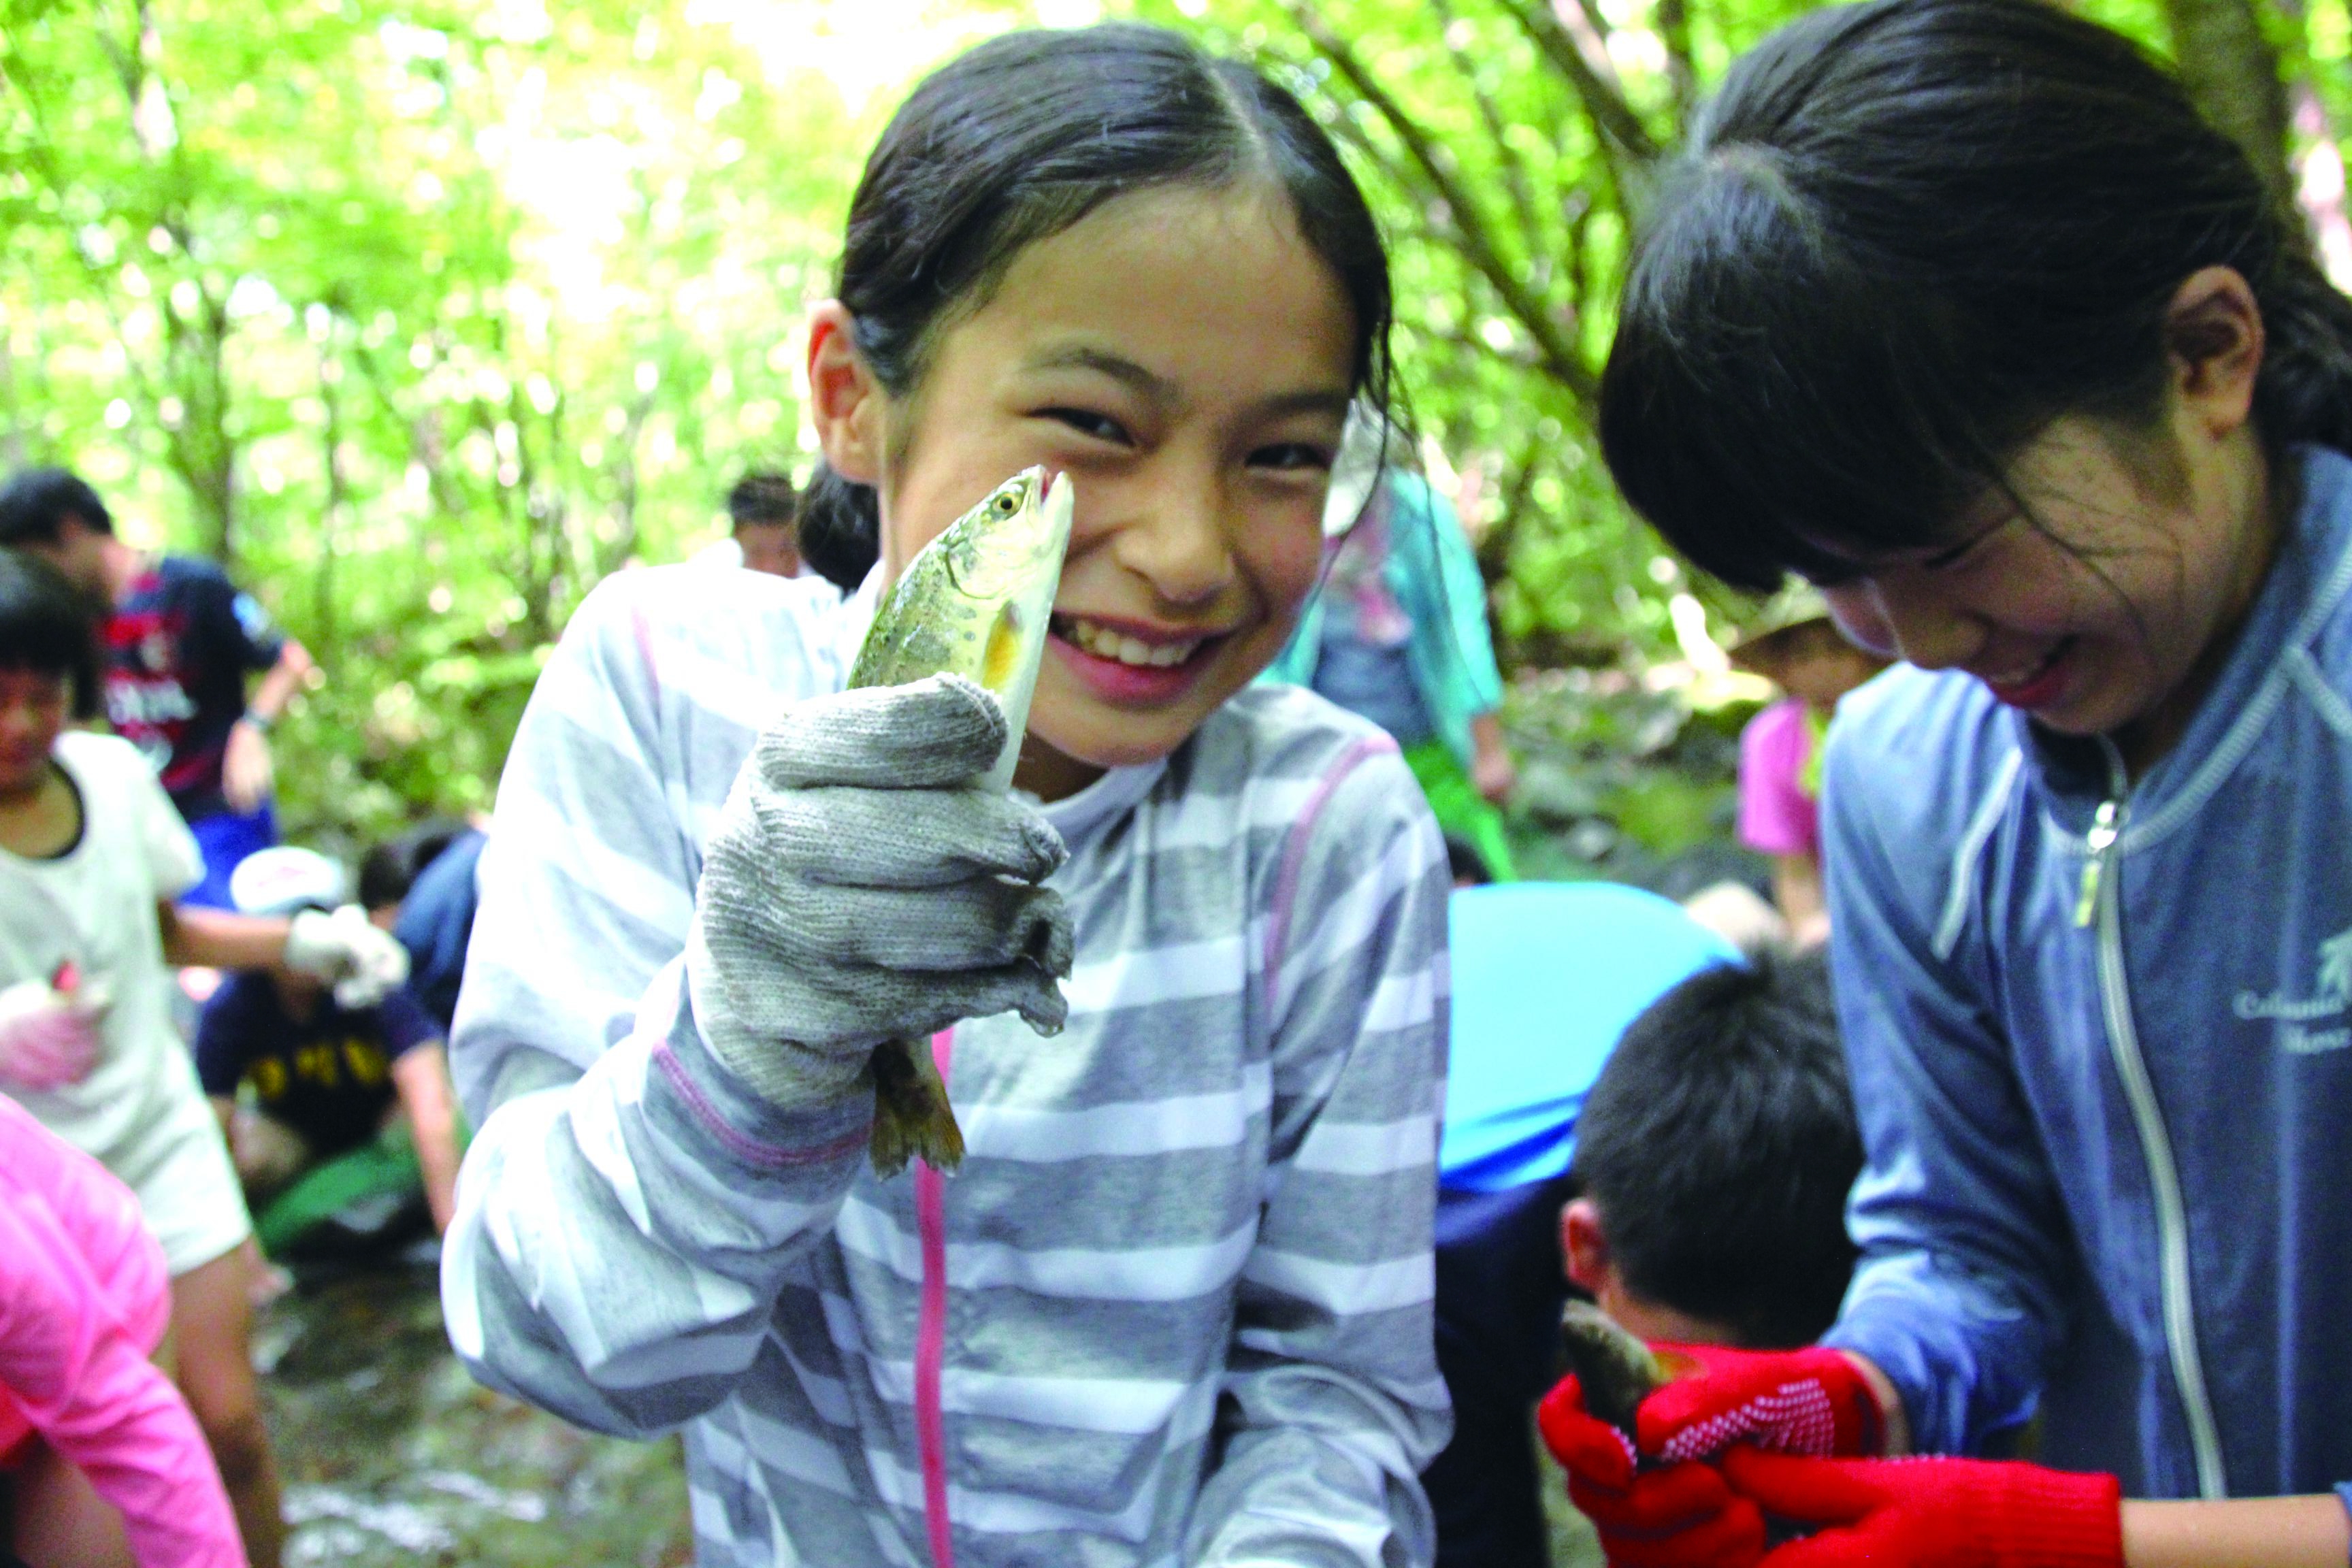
[1536, 1, 2352, 1566]
[440, 25, 1452, 1567]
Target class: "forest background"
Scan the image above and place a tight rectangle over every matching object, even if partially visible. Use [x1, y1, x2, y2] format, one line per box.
[3, 0, 2348, 853]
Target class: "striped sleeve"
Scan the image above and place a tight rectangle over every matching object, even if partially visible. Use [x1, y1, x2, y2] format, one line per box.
[442, 572, 874, 1438]
[449, 576, 700, 1116]
[442, 965, 872, 1437]
[1186, 738, 1454, 1567]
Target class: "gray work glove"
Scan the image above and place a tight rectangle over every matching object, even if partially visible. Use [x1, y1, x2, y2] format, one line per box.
[284, 905, 412, 1008]
[687, 674, 1073, 1111]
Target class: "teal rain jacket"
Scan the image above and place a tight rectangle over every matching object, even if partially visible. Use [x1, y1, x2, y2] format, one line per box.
[1262, 471, 1505, 770]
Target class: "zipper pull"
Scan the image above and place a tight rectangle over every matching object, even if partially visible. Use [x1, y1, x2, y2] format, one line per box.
[2074, 799, 2121, 928]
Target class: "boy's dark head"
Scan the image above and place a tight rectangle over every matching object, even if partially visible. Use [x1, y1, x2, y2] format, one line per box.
[1563, 951, 1860, 1349]
[0, 468, 116, 601]
[0, 551, 101, 792]
[359, 819, 470, 926]
[726, 471, 803, 578]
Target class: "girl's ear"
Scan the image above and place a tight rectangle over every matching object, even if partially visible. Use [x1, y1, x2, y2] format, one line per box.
[806, 301, 889, 486]
[2164, 265, 2266, 439]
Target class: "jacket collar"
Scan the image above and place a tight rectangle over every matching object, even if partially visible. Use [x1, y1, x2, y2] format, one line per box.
[2016, 445, 2352, 840]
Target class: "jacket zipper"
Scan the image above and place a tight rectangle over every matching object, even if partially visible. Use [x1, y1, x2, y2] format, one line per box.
[2083, 740, 2227, 1498]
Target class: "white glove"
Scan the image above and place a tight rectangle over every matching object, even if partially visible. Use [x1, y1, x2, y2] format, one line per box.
[285, 905, 412, 1008]
[689, 673, 1073, 1110]
[0, 977, 108, 1091]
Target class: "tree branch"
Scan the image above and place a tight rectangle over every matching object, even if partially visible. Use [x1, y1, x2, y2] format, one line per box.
[1475, 431, 1549, 586]
[2162, 0, 2292, 205]
[1287, 0, 1599, 408]
[1428, 0, 1546, 251]
[1487, 0, 1659, 164]
[1656, 0, 1697, 127]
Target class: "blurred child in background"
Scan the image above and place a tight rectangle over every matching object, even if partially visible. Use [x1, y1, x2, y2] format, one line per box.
[1726, 604, 1888, 948]
[357, 822, 483, 1036]
[1, 1094, 244, 1568]
[1556, 951, 1860, 1350]
[0, 470, 315, 909]
[1264, 414, 1520, 878]
[0, 550, 405, 1568]
[198, 847, 461, 1249]
[1541, 953, 1862, 1565]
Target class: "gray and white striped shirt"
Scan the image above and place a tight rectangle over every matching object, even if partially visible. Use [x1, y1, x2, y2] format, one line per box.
[442, 564, 1453, 1566]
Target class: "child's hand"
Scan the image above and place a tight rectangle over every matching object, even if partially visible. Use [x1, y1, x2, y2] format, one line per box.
[688, 674, 1073, 1111]
[1538, 1376, 1766, 1568]
[285, 905, 412, 1007]
[1634, 1343, 1886, 1463]
[1725, 1449, 2122, 1568]
[0, 976, 107, 1091]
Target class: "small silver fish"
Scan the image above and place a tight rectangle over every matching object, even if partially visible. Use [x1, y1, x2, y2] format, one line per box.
[849, 467, 1073, 1177]
[1559, 1300, 1669, 1437]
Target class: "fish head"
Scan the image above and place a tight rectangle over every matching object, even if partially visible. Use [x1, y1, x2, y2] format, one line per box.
[936, 468, 1071, 602]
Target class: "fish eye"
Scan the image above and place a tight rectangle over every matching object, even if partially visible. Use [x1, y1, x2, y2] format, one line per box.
[991, 491, 1020, 517]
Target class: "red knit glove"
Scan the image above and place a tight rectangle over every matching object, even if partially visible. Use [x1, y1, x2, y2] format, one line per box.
[1636, 1344, 1885, 1463]
[1538, 1376, 1766, 1568]
[1725, 1449, 2123, 1568]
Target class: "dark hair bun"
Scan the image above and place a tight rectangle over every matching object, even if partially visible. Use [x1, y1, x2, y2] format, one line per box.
[797, 461, 881, 593]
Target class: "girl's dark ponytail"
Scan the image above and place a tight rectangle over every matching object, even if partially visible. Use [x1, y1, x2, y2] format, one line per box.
[797, 460, 882, 593]
[2255, 266, 2352, 460]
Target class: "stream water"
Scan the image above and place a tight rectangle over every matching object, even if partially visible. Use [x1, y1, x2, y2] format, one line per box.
[258, 1260, 692, 1567]
[257, 1258, 1599, 1566]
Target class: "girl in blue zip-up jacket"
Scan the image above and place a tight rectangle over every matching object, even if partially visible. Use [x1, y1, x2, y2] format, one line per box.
[1533, 1, 2352, 1565]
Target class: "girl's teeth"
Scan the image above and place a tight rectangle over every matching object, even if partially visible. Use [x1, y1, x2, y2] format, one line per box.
[1063, 617, 1202, 668]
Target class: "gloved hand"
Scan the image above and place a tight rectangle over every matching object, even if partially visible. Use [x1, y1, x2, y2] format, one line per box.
[1538, 1375, 1766, 1568]
[285, 905, 412, 1008]
[688, 674, 1072, 1111]
[1725, 1448, 2123, 1568]
[1635, 1343, 1886, 1463]
[0, 976, 108, 1091]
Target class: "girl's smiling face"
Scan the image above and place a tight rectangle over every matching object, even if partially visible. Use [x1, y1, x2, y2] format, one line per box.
[1815, 269, 2278, 764]
[810, 182, 1356, 799]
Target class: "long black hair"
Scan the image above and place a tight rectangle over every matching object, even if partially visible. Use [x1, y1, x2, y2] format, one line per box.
[0, 549, 101, 719]
[1599, 0, 2352, 592]
[797, 23, 1394, 592]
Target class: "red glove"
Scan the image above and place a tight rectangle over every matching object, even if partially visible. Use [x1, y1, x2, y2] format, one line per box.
[1724, 1448, 2122, 1568]
[1636, 1344, 1885, 1463]
[1538, 1375, 1766, 1568]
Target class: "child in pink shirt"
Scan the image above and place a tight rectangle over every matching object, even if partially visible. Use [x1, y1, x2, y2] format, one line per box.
[0, 1093, 244, 1567]
[1729, 609, 1888, 947]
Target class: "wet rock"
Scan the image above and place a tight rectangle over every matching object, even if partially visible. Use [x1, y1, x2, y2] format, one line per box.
[261, 1265, 692, 1567]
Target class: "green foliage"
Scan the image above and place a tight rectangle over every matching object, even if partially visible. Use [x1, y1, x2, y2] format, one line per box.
[4, 0, 2346, 849]
[1, 0, 975, 845]
[1133, 0, 2351, 675]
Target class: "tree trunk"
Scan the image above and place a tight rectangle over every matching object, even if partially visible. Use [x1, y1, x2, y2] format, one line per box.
[314, 321, 348, 653]
[2163, 0, 2293, 208]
